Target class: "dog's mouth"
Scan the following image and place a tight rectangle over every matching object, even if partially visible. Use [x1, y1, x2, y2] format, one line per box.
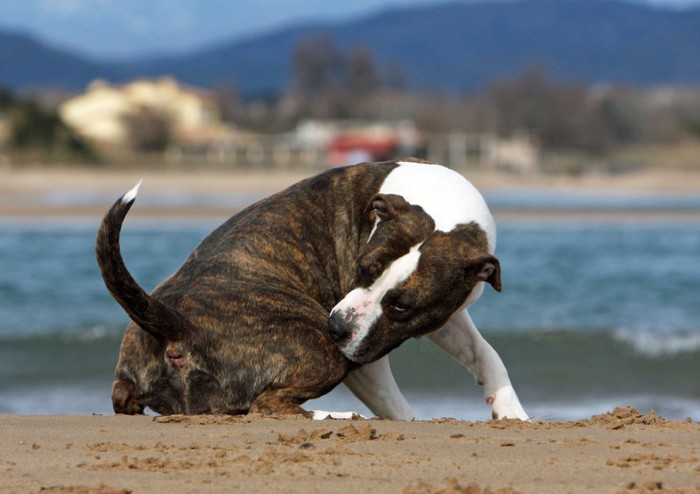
[341, 343, 396, 366]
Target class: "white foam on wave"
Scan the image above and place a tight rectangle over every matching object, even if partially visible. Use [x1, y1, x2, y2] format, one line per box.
[613, 328, 700, 357]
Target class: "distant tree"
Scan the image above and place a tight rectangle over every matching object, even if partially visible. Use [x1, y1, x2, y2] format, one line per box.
[416, 94, 481, 133]
[6, 98, 95, 160]
[0, 89, 16, 110]
[212, 84, 242, 123]
[290, 35, 399, 120]
[9, 100, 63, 149]
[597, 91, 641, 144]
[485, 67, 614, 153]
[122, 106, 172, 152]
[382, 60, 408, 92]
[292, 34, 344, 116]
[346, 47, 379, 100]
[683, 116, 700, 139]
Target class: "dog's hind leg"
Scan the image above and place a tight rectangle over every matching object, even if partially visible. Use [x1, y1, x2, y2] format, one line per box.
[112, 378, 145, 415]
[428, 309, 528, 420]
[343, 355, 415, 420]
[248, 388, 314, 417]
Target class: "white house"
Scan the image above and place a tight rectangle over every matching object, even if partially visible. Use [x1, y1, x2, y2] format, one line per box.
[59, 77, 221, 145]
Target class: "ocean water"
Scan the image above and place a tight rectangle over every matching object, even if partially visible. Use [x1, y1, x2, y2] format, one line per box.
[1, 193, 699, 421]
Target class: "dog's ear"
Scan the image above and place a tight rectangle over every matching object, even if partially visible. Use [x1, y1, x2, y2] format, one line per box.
[466, 254, 501, 292]
[365, 193, 411, 221]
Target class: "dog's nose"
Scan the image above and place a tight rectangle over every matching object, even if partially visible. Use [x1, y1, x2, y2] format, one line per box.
[328, 311, 351, 343]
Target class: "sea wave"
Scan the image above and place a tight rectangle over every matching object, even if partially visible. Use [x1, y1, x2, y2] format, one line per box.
[4, 324, 698, 357]
[494, 326, 700, 358]
[0, 326, 697, 419]
[0, 326, 122, 388]
[2, 326, 697, 383]
[389, 328, 700, 404]
[0, 325, 122, 344]
[612, 328, 700, 357]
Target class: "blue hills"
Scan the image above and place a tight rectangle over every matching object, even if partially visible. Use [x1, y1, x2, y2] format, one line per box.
[1, 0, 699, 95]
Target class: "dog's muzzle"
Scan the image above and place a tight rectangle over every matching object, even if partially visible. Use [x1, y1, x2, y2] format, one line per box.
[327, 311, 352, 344]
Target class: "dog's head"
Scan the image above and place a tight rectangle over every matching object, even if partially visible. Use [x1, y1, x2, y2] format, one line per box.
[328, 192, 500, 364]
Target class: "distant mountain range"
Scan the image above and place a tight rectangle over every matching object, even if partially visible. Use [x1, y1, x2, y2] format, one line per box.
[2, 0, 700, 95]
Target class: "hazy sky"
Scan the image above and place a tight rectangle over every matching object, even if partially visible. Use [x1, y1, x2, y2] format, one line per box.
[0, 0, 699, 60]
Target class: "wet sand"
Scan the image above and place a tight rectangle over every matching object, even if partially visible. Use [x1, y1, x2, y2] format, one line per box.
[2, 166, 700, 221]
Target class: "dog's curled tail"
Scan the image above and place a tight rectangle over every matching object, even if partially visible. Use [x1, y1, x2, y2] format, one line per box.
[96, 181, 188, 341]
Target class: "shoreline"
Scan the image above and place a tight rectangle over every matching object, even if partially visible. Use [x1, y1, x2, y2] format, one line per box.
[2, 408, 698, 493]
[2, 166, 700, 222]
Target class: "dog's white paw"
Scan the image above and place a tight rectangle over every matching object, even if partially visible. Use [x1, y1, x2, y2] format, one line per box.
[486, 386, 529, 421]
[311, 410, 366, 420]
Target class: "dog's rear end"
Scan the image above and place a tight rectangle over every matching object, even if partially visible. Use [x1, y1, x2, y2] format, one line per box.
[96, 180, 352, 416]
[96, 182, 196, 414]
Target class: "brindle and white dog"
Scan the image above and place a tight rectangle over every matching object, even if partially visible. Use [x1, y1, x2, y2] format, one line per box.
[97, 159, 528, 420]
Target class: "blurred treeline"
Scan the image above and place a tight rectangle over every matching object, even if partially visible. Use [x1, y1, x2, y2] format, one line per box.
[2, 35, 700, 169]
[0, 89, 97, 163]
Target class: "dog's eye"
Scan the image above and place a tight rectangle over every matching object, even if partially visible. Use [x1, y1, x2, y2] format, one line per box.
[386, 298, 411, 316]
[389, 303, 408, 313]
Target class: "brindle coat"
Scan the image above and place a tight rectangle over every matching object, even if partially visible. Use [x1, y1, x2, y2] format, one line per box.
[96, 159, 499, 416]
[98, 162, 401, 415]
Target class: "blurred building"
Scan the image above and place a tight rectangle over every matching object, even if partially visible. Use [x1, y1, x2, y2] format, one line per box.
[59, 77, 225, 145]
[0, 112, 8, 146]
[295, 119, 424, 167]
[425, 132, 538, 173]
[167, 116, 538, 172]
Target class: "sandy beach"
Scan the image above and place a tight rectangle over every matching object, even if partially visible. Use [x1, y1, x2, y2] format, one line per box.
[1, 408, 698, 493]
[2, 165, 699, 493]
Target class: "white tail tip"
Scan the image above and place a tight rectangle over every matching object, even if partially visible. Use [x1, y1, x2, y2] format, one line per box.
[121, 179, 143, 204]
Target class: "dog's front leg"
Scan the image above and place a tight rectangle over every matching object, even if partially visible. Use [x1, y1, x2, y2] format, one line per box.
[343, 355, 415, 420]
[428, 310, 528, 420]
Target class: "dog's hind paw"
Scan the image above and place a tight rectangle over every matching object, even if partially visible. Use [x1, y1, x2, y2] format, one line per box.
[111, 378, 145, 415]
[486, 385, 529, 421]
[311, 410, 367, 420]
